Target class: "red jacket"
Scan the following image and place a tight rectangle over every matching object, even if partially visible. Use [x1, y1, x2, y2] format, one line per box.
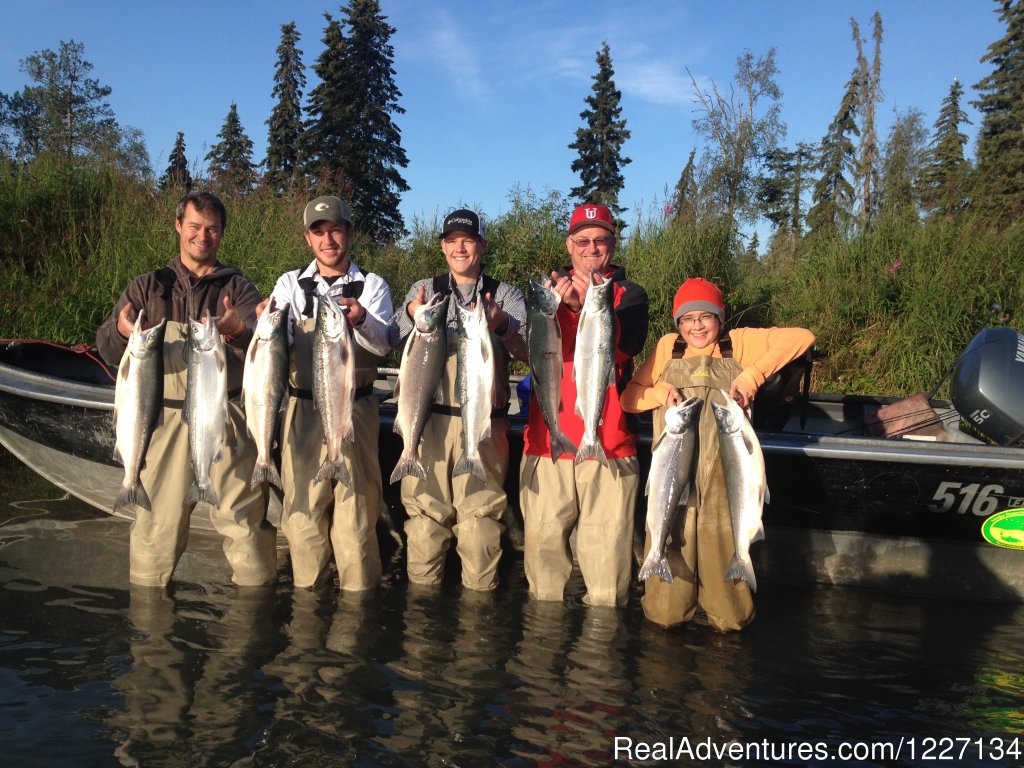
[523, 264, 649, 459]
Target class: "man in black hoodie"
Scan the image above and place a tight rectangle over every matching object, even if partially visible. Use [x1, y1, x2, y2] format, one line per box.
[97, 191, 277, 588]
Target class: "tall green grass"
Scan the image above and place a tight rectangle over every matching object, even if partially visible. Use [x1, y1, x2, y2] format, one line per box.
[3, 157, 1023, 397]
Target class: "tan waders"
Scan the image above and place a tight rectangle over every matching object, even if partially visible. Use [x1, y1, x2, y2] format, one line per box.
[399, 333, 508, 591]
[279, 318, 385, 590]
[640, 352, 755, 631]
[520, 453, 639, 607]
[131, 322, 278, 588]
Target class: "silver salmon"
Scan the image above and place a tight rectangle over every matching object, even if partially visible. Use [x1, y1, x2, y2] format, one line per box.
[390, 292, 449, 484]
[638, 397, 701, 583]
[527, 276, 577, 461]
[712, 391, 769, 592]
[453, 299, 494, 480]
[573, 271, 615, 466]
[242, 299, 290, 490]
[183, 310, 229, 509]
[112, 310, 165, 514]
[312, 292, 355, 487]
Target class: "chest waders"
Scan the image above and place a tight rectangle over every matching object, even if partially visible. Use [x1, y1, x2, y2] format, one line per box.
[132, 321, 277, 587]
[640, 347, 755, 631]
[278, 305, 385, 591]
[400, 293, 510, 591]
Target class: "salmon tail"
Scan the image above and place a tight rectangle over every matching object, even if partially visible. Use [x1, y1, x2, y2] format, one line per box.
[183, 482, 220, 510]
[548, 430, 578, 462]
[573, 439, 609, 467]
[250, 461, 283, 491]
[453, 453, 487, 480]
[312, 458, 351, 487]
[113, 482, 152, 514]
[389, 454, 427, 484]
[725, 555, 757, 592]
[638, 552, 674, 584]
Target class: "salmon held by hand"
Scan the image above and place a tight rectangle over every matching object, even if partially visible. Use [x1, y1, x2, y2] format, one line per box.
[712, 391, 769, 592]
[242, 299, 290, 490]
[453, 299, 495, 480]
[526, 275, 577, 461]
[573, 271, 615, 466]
[638, 396, 701, 583]
[391, 292, 449, 484]
[312, 292, 356, 487]
[112, 310, 166, 514]
[183, 310, 229, 509]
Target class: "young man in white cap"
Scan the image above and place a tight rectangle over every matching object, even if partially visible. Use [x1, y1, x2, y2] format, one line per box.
[264, 195, 395, 590]
[519, 203, 650, 607]
[392, 208, 528, 591]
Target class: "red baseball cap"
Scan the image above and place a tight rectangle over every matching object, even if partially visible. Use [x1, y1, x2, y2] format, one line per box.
[568, 204, 615, 236]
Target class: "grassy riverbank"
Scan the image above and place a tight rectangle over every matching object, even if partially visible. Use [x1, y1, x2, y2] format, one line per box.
[2, 158, 1022, 397]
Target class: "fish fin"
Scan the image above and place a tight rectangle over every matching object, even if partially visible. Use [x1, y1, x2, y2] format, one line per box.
[574, 440, 609, 467]
[549, 431, 577, 462]
[389, 455, 427, 484]
[183, 482, 219, 510]
[764, 484, 771, 506]
[453, 454, 487, 480]
[112, 445, 123, 465]
[312, 458, 351, 487]
[741, 431, 757, 456]
[638, 552, 673, 584]
[724, 555, 757, 592]
[250, 462, 283, 491]
[753, 521, 766, 544]
[113, 482, 152, 514]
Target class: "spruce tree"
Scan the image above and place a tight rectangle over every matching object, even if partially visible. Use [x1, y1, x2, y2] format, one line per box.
[670, 149, 698, 225]
[265, 22, 306, 193]
[304, 1, 409, 241]
[971, 0, 1024, 223]
[807, 66, 860, 237]
[878, 108, 928, 218]
[568, 41, 631, 228]
[159, 130, 192, 192]
[854, 12, 884, 229]
[8, 40, 115, 162]
[922, 79, 971, 218]
[206, 103, 256, 194]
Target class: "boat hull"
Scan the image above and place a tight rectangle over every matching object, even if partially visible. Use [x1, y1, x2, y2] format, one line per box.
[2, 343, 1023, 601]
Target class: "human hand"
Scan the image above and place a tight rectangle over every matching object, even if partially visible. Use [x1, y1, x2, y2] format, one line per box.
[255, 297, 269, 318]
[337, 296, 366, 328]
[728, 379, 754, 410]
[481, 292, 509, 334]
[664, 386, 684, 408]
[551, 269, 587, 312]
[215, 296, 246, 339]
[116, 303, 138, 339]
[406, 284, 426, 320]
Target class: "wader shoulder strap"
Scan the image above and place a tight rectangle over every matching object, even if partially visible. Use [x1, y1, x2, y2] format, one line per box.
[154, 267, 177, 319]
[431, 273, 500, 301]
[672, 335, 732, 359]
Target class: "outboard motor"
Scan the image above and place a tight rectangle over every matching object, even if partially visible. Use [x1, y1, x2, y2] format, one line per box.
[950, 327, 1024, 445]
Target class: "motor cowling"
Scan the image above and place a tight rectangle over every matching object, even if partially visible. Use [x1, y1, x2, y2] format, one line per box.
[950, 326, 1024, 445]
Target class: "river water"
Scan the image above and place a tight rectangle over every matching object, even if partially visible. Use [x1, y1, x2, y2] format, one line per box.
[1, 455, 1022, 767]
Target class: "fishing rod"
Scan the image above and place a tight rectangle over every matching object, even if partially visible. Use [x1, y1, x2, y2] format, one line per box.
[925, 301, 1004, 401]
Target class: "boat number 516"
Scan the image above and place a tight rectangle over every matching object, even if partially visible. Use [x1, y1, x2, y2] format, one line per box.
[929, 482, 1020, 516]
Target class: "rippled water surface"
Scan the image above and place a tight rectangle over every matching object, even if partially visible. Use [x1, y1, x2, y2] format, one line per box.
[1, 459, 1022, 767]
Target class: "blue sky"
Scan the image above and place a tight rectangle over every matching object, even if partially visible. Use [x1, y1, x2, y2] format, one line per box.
[0, 1, 1006, 232]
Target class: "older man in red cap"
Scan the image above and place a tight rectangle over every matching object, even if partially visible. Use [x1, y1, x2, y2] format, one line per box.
[519, 203, 650, 607]
[621, 277, 814, 631]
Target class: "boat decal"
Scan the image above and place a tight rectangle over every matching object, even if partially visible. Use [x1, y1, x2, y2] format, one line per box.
[981, 509, 1024, 550]
[929, 482, 1008, 516]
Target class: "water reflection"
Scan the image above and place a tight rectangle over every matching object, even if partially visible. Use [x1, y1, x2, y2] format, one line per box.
[2, 461, 1024, 767]
[112, 584, 282, 767]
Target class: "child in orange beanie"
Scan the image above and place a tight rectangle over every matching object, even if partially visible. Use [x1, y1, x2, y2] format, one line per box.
[621, 277, 814, 631]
